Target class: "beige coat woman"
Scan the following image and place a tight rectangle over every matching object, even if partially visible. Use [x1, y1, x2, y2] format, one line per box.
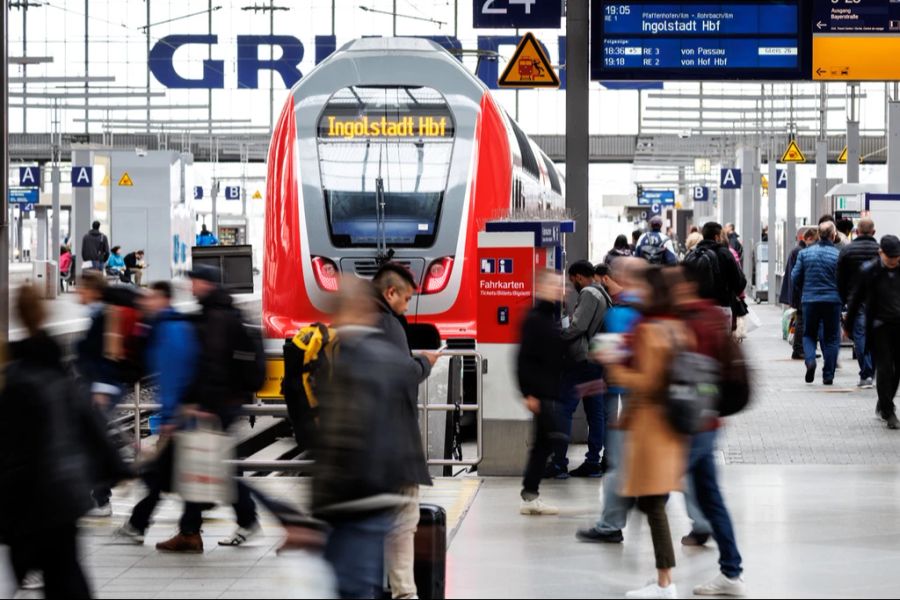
[606, 320, 689, 498]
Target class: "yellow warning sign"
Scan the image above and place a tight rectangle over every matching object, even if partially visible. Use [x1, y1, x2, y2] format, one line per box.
[101, 174, 110, 187]
[252, 189, 263, 200]
[761, 175, 769, 191]
[498, 32, 560, 89]
[118, 172, 134, 186]
[781, 139, 806, 164]
[838, 146, 848, 164]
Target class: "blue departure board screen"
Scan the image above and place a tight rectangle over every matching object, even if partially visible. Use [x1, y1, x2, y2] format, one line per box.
[591, 1, 812, 81]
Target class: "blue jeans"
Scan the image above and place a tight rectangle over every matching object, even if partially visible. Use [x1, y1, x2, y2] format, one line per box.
[685, 431, 743, 579]
[325, 511, 393, 599]
[803, 302, 842, 382]
[552, 362, 605, 468]
[593, 428, 635, 532]
[852, 309, 875, 380]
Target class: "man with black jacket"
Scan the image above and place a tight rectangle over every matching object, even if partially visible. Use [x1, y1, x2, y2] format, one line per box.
[549, 260, 610, 479]
[372, 263, 438, 600]
[155, 265, 261, 553]
[846, 235, 900, 430]
[81, 221, 109, 271]
[838, 217, 879, 388]
[685, 222, 748, 329]
[517, 270, 565, 515]
[781, 228, 817, 360]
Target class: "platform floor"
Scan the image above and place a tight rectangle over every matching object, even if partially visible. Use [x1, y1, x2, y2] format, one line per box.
[13, 303, 900, 598]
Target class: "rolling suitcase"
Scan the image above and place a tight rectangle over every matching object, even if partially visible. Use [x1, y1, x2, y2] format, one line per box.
[414, 504, 447, 600]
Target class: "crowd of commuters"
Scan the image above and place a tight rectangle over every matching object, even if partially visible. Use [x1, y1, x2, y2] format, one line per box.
[515, 220, 751, 598]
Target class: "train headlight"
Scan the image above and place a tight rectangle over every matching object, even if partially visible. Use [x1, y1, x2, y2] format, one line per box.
[421, 257, 454, 295]
[311, 256, 340, 292]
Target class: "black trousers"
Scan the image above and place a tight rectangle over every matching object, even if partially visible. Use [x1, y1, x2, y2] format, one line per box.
[636, 495, 676, 570]
[177, 410, 258, 535]
[521, 398, 563, 499]
[873, 323, 900, 418]
[9, 524, 91, 599]
[792, 308, 805, 356]
[129, 442, 175, 533]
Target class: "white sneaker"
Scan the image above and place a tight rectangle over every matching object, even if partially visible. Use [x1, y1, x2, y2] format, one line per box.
[625, 582, 678, 599]
[218, 523, 261, 546]
[86, 503, 113, 518]
[519, 498, 559, 516]
[112, 523, 145, 545]
[20, 571, 44, 591]
[693, 573, 746, 596]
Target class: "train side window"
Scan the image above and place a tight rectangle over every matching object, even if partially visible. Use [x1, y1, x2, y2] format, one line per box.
[540, 152, 561, 195]
[508, 118, 540, 180]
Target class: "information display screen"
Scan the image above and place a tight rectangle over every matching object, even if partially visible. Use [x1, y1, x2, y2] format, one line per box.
[592, 1, 812, 80]
[814, 0, 900, 34]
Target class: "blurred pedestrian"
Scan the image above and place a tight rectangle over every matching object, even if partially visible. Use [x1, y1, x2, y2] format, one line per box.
[598, 267, 688, 599]
[0, 285, 128, 598]
[372, 263, 438, 599]
[819, 214, 849, 249]
[124, 250, 147, 287]
[792, 221, 842, 386]
[605, 235, 634, 265]
[577, 259, 647, 545]
[75, 271, 124, 518]
[847, 235, 900, 430]
[635, 217, 677, 265]
[683, 223, 747, 330]
[113, 281, 199, 545]
[838, 217, 878, 388]
[725, 223, 743, 260]
[195, 224, 218, 247]
[837, 219, 854, 246]
[155, 265, 261, 553]
[781, 228, 818, 360]
[631, 230, 642, 254]
[518, 270, 566, 515]
[549, 260, 610, 479]
[313, 277, 429, 599]
[81, 220, 109, 271]
[674, 266, 746, 596]
[685, 231, 702, 253]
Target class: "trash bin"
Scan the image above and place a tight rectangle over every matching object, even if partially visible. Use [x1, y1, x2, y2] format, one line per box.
[31, 260, 59, 299]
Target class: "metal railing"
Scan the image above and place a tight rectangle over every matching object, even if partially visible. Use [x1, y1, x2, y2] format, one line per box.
[127, 349, 484, 472]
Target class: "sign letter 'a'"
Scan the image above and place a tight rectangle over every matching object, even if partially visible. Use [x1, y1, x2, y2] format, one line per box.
[498, 32, 560, 88]
[720, 168, 742, 189]
[781, 139, 806, 163]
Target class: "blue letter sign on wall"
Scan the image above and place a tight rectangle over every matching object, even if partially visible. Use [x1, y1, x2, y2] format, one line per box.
[473, 0, 562, 29]
[720, 168, 742, 189]
[236, 35, 305, 89]
[149, 35, 225, 89]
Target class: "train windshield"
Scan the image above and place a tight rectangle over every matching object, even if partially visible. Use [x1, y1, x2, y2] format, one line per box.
[317, 86, 455, 248]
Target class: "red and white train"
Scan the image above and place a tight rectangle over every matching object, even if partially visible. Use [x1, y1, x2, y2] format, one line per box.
[264, 37, 564, 341]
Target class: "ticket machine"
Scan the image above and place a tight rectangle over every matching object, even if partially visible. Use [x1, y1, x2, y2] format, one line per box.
[477, 220, 573, 475]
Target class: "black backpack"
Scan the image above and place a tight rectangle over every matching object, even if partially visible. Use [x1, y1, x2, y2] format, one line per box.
[717, 335, 751, 417]
[229, 315, 267, 394]
[666, 348, 721, 436]
[683, 246, 723, 303]
[640, 232, 668, 265]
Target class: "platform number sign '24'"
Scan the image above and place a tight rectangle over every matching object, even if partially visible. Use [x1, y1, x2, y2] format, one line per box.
[473, 0, 562, 29]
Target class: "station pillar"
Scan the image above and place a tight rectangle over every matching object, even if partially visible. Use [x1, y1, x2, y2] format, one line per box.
[889, 101, 900, 194]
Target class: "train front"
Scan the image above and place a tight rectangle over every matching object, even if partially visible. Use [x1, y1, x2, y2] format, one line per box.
[264, 38, 512, 341]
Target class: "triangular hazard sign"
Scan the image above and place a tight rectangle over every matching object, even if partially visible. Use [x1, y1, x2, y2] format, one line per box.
[118, 172, 134, 186]
[498, 32, 559, 89]
[101, 174, 110, 187]
[781, 139, 806, 163]
[252, 189, 263, 200]
[838, 146, 848, 163]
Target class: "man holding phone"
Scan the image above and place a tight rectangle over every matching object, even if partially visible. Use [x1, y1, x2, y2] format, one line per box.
[372, 263, 439, 600]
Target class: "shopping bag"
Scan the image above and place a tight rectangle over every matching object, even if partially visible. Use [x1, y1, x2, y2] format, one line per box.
[782, 308, 796, 341]
[174, 423, 236, 505]
[744, 307, 762, 334]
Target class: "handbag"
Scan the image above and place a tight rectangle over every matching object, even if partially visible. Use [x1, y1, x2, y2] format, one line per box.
[173, 419, 236, 505]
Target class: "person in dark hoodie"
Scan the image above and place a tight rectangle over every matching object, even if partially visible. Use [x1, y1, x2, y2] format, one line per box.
[0, 285, 128, 598]
[780, 228, 818, 360]
[155, 265, 260, 553]
[81, 221, 110, 271]
[837, 217, 880, 388]
[112, 281, 200, 545]
[371, 262, 438, 599]
[313, 277, 431, 599]
[517, 269, 566, 515]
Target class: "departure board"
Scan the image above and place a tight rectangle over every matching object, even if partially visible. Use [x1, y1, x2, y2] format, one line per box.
[591, 1, 812, 81]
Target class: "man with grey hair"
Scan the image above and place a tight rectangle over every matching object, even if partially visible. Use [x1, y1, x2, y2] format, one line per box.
[792, 220, 843, 385]
[838, 217, 880, 387]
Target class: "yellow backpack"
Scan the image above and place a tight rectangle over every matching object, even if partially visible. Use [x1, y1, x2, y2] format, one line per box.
[282, 323, 338, 449]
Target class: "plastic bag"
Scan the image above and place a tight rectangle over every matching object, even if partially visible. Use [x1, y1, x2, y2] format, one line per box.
[744, 307, 762, 334]
[174, 422, 236, 505]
